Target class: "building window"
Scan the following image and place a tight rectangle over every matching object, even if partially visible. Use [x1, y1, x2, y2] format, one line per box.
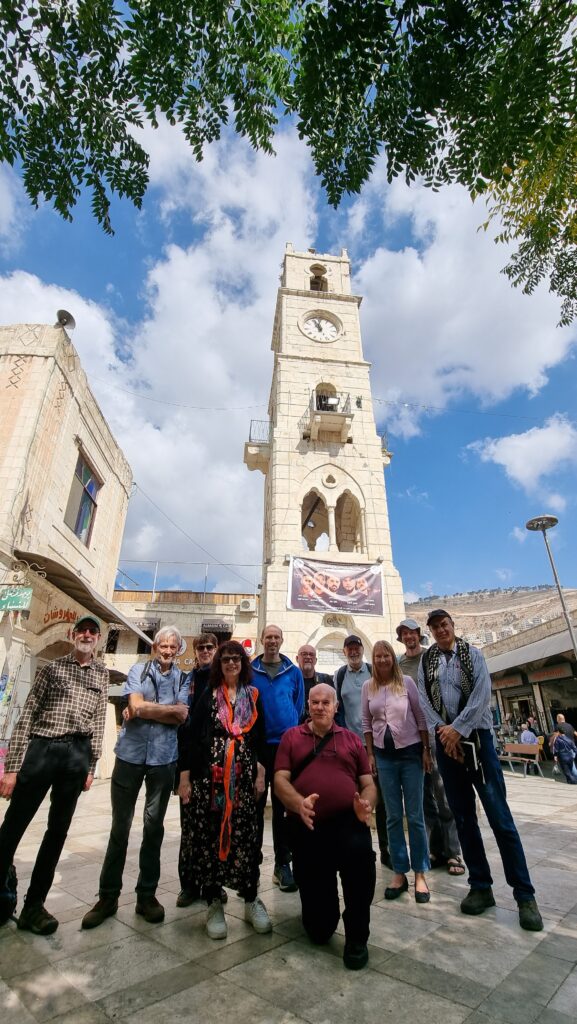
[137, 629, 155, 655]
[64, 454, 101, 546]
[105, 629, 120, 654]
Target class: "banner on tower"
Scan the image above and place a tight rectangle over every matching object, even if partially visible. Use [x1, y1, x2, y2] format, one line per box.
[287, 557, 384, 616]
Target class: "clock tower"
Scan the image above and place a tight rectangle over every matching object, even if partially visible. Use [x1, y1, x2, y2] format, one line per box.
[244, 244, 404, 667]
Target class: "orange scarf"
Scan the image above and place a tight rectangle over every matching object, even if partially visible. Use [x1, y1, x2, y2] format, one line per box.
[216, 682, 258, 861]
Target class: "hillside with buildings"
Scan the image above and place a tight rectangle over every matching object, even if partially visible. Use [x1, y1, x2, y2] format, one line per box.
[405, 586, 577, 648]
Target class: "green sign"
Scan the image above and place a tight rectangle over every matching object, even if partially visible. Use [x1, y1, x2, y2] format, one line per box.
[0, 586, 33, 611]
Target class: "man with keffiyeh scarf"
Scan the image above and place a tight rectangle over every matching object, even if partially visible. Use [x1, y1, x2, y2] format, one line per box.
[417, 610, 543, 932]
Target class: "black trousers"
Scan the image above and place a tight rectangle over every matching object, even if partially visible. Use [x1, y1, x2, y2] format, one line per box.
[289, 811, 376, 945]
[0, 735, 90, 907]
[99, 757, 175, 899]
[256, 743, 292, 867]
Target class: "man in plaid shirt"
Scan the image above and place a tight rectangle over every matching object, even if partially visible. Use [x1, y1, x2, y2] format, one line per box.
[0, 614, 108, 935]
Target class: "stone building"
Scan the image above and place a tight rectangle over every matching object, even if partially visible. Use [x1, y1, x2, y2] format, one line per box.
[0, 320, 147, 772]
[105, 589, 260, 684]
[244, 244, 404, 666]
[485, 613, 577, 733]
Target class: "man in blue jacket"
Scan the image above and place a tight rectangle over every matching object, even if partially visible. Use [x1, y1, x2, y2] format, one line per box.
[252, 624, 304, 892]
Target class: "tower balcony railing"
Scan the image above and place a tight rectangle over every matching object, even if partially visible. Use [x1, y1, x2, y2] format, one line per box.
[306, 390, 353, 442]
[244, 419, 272, 474]
[311, 390, 351, 415]
[248, 419, 272, 444]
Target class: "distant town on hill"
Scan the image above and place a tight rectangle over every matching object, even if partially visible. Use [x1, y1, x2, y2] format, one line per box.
[405, 586, 577, 648]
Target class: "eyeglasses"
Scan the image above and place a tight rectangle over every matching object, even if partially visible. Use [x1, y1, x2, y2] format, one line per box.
[75, 626, 99, 636]
[196, 643, 215, 651]
[221, 655, 241, 664]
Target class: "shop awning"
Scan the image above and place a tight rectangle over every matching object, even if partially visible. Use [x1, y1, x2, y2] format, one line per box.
[202, 619, 233, 633]
[486, 629, 575, 675]
[14, 549, 152, 646]
[128, 618, 160, 631]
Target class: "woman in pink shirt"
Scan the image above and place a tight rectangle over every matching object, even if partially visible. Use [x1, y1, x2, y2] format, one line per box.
[362, 641, 432, 903]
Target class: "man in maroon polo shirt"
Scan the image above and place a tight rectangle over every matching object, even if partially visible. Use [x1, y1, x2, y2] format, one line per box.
[274, 683, 376, 971]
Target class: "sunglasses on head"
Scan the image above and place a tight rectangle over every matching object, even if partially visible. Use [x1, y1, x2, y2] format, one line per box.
[221, 654, 241, 664]
[196, 643, 215, 651]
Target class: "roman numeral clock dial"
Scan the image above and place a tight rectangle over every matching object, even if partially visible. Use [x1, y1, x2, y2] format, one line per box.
[301, 313, 342, 342]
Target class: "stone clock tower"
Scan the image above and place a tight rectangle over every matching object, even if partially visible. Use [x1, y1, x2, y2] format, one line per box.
[244, 244, 404, 667]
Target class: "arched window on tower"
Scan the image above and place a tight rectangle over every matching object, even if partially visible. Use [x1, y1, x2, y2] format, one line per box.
[335, 491, 363, 553]
[315, 382, 337, 412]
[301, 489, 330, 551]
[309, 264, 328, 292]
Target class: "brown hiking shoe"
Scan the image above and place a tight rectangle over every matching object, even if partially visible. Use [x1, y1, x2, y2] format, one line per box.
[17, 903, 58, 936]
[135, 894, 165, 923]
[81, 897, 118, 930]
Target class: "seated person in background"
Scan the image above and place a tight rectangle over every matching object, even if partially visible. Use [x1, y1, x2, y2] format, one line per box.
[519, 723, 540, 776]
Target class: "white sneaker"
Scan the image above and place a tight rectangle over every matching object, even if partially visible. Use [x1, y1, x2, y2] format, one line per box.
[244, 897, 272, 934]
[206, 899, 227, 939]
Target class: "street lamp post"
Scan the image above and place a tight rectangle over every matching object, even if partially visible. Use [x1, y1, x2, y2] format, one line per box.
[525, 515, 577, 660]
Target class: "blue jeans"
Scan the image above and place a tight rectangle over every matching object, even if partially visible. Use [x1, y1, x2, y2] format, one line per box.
[435, 729, 534, 902]
[375, 746, 429, 873]
[558, 755, 577, 784]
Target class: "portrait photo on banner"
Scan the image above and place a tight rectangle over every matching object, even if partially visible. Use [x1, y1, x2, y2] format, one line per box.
[287, 557, 384, 615]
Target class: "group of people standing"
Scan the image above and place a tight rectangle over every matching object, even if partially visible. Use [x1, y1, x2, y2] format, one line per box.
[0, 609, 545, 971]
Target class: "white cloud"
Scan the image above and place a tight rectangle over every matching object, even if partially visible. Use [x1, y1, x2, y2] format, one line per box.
[403, 591, 421, 604]
[395, 485, 430, 505]
[0, 127, 318, 591]
[468, 414, 577, 508]
[0, 167, 28, 253]
[511, 526, 527, 544]
[495, 568, 514, 582]
[350, 175, 577, 438]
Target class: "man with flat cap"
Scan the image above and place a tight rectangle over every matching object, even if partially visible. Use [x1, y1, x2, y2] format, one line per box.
[0, 615, 108, 935]
[417, 609, 543, 931]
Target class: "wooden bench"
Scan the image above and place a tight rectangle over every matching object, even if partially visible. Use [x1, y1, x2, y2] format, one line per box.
[498, 742, 544, 777]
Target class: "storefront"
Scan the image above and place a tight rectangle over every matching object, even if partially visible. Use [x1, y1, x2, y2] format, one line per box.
[487, 628, 577, 736]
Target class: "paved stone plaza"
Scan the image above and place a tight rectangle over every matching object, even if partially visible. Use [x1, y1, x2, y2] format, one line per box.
[1, 773, 576, 1024]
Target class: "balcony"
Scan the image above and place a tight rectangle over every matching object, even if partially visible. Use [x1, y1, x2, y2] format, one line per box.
[244, 419, 271, 474]
[306, 390, 353, 442]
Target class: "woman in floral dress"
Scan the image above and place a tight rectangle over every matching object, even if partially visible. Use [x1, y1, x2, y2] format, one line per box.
[179, 640, 271, 938]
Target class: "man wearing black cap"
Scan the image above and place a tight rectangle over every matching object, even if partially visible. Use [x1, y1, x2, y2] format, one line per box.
[418, 610, 543, 931]
[0, 615, 108, 935]
[397, 619, 464, 875]
[334, 635, 390, 867]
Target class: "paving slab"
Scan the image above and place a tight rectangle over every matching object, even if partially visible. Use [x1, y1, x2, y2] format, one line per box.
[0, 773, 576, 1024]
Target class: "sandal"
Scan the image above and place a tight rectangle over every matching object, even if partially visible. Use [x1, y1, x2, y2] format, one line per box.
[447, 857, 465, 876]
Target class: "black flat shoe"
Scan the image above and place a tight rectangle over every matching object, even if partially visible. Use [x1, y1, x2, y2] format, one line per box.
[384, 877, 409, 900]
[415, 887, 431, 904]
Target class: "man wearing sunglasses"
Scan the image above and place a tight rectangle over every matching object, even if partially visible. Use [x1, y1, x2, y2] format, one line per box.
[0, 614, 108, 935]
[82, 625, 189, 930]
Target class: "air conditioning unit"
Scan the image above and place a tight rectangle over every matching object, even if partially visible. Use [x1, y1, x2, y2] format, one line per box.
[239, 598, 256, 613]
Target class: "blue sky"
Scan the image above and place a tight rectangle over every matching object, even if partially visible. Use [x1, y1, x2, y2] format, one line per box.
[0, 120, 576, 602]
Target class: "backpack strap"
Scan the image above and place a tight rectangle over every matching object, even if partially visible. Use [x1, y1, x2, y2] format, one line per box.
[290, 731, 333, 783]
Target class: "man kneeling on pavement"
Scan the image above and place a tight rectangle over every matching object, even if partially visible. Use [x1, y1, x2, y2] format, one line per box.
[274, 683, 376, 970]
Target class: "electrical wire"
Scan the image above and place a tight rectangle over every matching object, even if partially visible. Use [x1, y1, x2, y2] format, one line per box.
[91, 374, 550, 425]
[90, 376, 266, 411]
[133, 484, 256, 588]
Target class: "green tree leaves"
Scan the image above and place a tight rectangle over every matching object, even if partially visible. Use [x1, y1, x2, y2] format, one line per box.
[1, 2, 575, 319]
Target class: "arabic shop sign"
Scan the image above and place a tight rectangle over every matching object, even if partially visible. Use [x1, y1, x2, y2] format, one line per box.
[0, 586, 33, 611]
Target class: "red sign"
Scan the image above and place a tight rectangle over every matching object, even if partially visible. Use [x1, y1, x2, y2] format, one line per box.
[242, 639, 255, 655]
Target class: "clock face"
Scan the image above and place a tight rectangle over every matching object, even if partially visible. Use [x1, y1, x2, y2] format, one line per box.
[302, 314, 340, 341]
